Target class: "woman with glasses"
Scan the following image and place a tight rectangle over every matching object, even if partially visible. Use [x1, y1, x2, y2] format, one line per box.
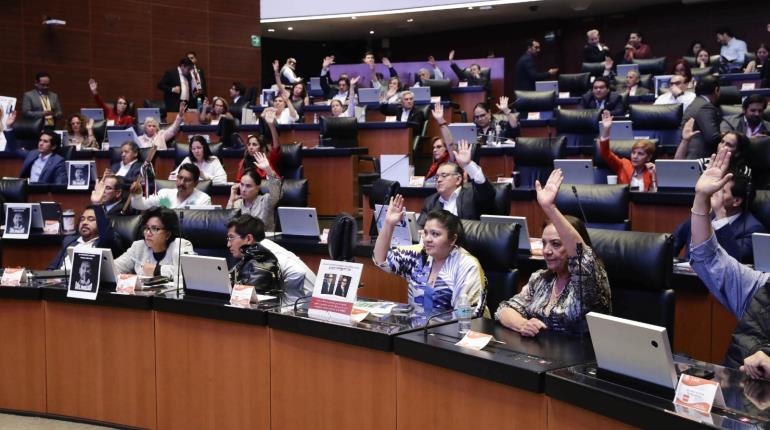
[113, 207, 194, 280]
[66, 113, 100, 150]
[199, 96, 234, 125]
[471, 98, 520, 144]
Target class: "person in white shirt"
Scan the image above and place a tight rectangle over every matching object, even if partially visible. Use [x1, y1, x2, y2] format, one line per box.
[138, 100, 186, 149]
[272, 89, 299, 125]
[111, 141, 142, 184]
[414, 56, 445, 87]
[131, 163, 211, 209]
[280, 58, 302, 84]
[329, 76, 360, 118]
[169, 135, 227, 185]
[654, 75, 696, 112]
[716, 27, 748, 71]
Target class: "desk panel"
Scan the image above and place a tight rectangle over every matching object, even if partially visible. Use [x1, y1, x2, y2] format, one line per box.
[547, 398, 638, 430]
[0, 299, 46, 413]
[2, 240, 61, 269]
[629, 201, 690, 233]
[304, 154, 359, 215]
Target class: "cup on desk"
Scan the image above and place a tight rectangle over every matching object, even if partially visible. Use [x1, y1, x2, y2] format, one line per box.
[607, 175, 618, 185]
[62, 210, 76, 233]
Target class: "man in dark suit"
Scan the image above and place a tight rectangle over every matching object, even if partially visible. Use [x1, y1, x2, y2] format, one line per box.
[583, 29, 611, 63]
[579, 77, 625, 116]
[111, 141, 142, 184]
[448, 50, 492, 93]
[186, 51, 207, 109]
[48, 203, 119, 270]
[379, 91, 425, 136]
[673, 172, 765, 264]
[721, 94, 769, 137]
[680, 75, 722, 159]
[99, 175, 136, 217]
[21, 71, 63, 127]
[321, 273, 336, 295]
[417, 141, 495, 228]
[157, 58, 194, 113]
[620, 70, 650, 97]
[334, 276, 351, 297]
[19, 131, 66, 184]
[514, 39, 559, 91]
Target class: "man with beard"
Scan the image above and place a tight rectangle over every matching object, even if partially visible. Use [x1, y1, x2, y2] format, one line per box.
[721, 94, 769, 138]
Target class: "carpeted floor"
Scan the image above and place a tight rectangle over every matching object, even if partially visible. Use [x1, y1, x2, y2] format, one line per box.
[0, 414, 114, 430]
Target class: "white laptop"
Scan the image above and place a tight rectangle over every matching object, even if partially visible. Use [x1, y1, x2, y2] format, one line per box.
[480, 215, 531, 251]
[616, 64, 640, 79]
[278, 207, 320, 237]
[554, 159, 594, 185]
[80, 108, 105, 121]
[752, 233, 770, 272]
[409, 86, 431, 103]
[374, 204, 419, 246]
[535, 81, 558, 93]
[180, 255, 232, 296]
[358, 88, 380, 104]
[599, 120, 634, 140]
[587, 312, 678, 389]
[136, 108, 160, 124]
[309, 77, 323, 96]
[107, 128, 141, 148]
[654, 74, 674, 96]
[447, 123, 477, 145]
[655, 160, 700, 189]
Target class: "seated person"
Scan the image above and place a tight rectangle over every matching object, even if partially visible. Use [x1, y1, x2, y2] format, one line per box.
[673, 170, 764, 263]
[226, 214, 316, 305]
[620, 69, 649, 97]
[653, 74, 696, 112]
[469, 98, 520, 143]
[424, 138, 452, 186]
[19, 130, 67, 185]
[379, 90, 423, 134]
[329, 76, 360, 118]
[379, 76, 403, 104]
[96, 173, 136, 216]
[138, 100, 186, 149]
[496, 169, 611, 336]
[169, 135, 227, 185]
[744, 44, 768, 73]
[236, 110, 281, 182]
[113, 207, 194, 281]
[687, 147, 770, 373]
[88, 78, 134, 126]
[720, 94, 770, 138]
[672, 59, 694, 88]
[367, 56, 399, 96]
[448, 49, 491, 92]
[416, 141, 495, 228]
[272, 60, 309, 120]
[330, 77, 352, 104]
[579, 77, 625, 116]
[695, 49, 715, 71]
[676, 126, 752, 177]
[597, 110, 657, 191]
[130, 163, 212, 209]
[227, 155, 282, 232]
[272, 89, 299, 125]
[414, 56, 445, 87]
[373, 198, 487, 316]
[111, 141, 142, 184]
[279, 57, 302, 85]
[66, 114, 99, 150]
[198, 96, 233, 125]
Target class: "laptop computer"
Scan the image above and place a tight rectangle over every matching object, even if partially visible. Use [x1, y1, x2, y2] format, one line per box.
[599, 120, 634, 141]
[374, 204, 419, 246]
[278, 207, 320, 237]
[616, 64, 640, 78]
[655, 160, 701, 189]
[357, 88, 381, 104]
[107, 128, 141, 148]
[447, 123, 477, 145]
[752, 233, 770, 272]
[80, 108, 105, 121]
[136, 108, 160, 124]
[654, 74, 674, 96]
[480, 215, 531, 252]
[587, 312, 678, 390]
[535, 81, 558, 93]
[180, 255, 232, 298]
[309, 77, 323, 96]
[554, 159, 594, 185]
[409, 86, 431, 104]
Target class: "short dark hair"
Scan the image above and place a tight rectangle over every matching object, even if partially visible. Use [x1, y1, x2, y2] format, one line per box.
[730, 171, 754, 206]
[186, 51, 197, 57]
[40, 130, 60, 149]
[337, 77, 351, 88]
[628, 31, 643, 40]
[104, 174, 125, 191]
[743, 93, 768, 111]
[723, 131, 751, 159]
[227, 214, 266, 242]
[473, 102, 491, 113]
[232, 82, 246, 96]
[240, 168, 262, 187]
[140, 207, 180, 245]
[179, 57, 194, 68]
[695, 75, 719, 96]
[121, 141, 140, 155]
[593, 77, 610, 89]
[424, 209, 464, 246]
[178, 163, 201, 182]
[715, 27, 733, 37]
[188, 135, 213, 161]
[526, 39, 538, 49]
[35, 71, 51, 82]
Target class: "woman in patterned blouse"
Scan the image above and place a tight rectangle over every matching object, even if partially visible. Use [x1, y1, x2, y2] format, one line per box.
[496, 169, 611, 336]
[373, 195, 486, 317]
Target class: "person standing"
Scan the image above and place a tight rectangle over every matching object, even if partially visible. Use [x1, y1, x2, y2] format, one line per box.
[21, 72, 62, 127]
[514, 39, 558, 91]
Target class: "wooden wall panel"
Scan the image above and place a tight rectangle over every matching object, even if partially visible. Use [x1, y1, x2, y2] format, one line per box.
[91, 35, 152, 73]
[209, 46, 261, 80]
[0, 20, 23, 62]
[209, 12, 261, 47]
[153, 0, 209, 10]
[23, 26, 92, 68]
[22, 0, 91, 28]
[209, 0, 259, 17]
[91, 1, 152, 35]
[150, 6, 210, 44]
[0, 62, 25, 100]
[89, 68, 155, 105]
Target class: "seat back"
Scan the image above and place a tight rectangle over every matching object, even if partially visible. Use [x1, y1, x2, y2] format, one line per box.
[278, 142, 303, 179]
[580, 62, 606, 77]
[555, 108, 600, 154]
[327, 213, 357, 262]
[716, 86, 742, 106]
[632, 57, 667, 75]
[587, 228, 675, 341]
[691, 67, 713, 81]
[751, 189, 770, 230]
[263, 178, 308, 231]
[110, 214, 143, 256]
[319, 116, 358, 148]
[558, 73, 591, 97]
[491, 182, 512, 215]
[556, 184, 630, 230]
[629, 103, 683, 151]
[421, 79, 452, 101]
[143, 100, 167, 123]
[155, 179, 213, 195]
[0, 178, 29, 202]
[91, 120, 108, 145]
[514, 90, 556, 116]
[512, 136, 566, 187]
[719, 104, 742, 118]
[174, 208, 240, 259]
[749, 136, 770, 189]
[11, 116, 43, 151]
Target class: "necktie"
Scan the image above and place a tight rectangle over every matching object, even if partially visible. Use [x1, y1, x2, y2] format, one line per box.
[41, 95, 53, 126]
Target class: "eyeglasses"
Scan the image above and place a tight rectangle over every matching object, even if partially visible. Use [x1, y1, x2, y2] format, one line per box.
[226, 235, 242, 242]
[143, 226, 165, 234]
[436, 172, 459, 179]
[473, 113, 489, 119]
[671, 80, 686, 85]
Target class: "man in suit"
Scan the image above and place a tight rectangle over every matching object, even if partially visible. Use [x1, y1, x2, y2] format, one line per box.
[186, 51, 206, 108]
[157, 57, 194, 113]
[620, 70, 650, 97]
[448, 50, 491, 93]
[721, 94, 769, 137]
[321, 273, 336, 295]
[514, 39, 558, 91]
[98, 174, 136, 217]
[380, 91, 425, 136]
[417, 141, 495, 228]
[335, 276, 351, 297]
[680, 75, 722, 159]
[579, 77, 625, 116]
[229, 81, 248, 113]
[584, 29, 611, 63]
[673, 171, 764, 264]
[19, 131, 66, 184]
[48, 201, 119, 270]
[111, 141, 142, 184]
[21, 71, 62, 127]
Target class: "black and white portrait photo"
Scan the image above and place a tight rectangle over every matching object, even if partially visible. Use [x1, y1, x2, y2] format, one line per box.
[3, 205, 32, 238]
[320, 272, 337, 295]
[334, 275, 352, 297]
[67, 251, 102, 299]
[68, 162, 91, 189]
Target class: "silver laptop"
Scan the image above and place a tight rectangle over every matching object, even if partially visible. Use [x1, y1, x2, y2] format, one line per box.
[480, 215, 531, 251]
[617, 64, 640, 78]
[106, 128, 141, 148]
[409, 86, 431, 103]
[587, 312, 678, 389]
[309, 77, 323, 95]
[136, 108, 160, 124]
[80, 108, 105, 121]
[180, 255, 232, 296]
[535, 81, 558, 93]
[447, 123, 477, 145]
[654, 74, 674, 96]
[554, 159, 594, 185]
[655, 160, 700, 189]
[374, 204, 419, 246]
[599, 120, 634, 141]
[278, 207, 320, 237]
[358, 88, 380, 104]
[752, 233, 770, 272]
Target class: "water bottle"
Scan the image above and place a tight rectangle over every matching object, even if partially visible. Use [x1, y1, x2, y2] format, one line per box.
[313, 113, 318, 124]
[495, 122, 502, 145]
[456, 295, 473, 335]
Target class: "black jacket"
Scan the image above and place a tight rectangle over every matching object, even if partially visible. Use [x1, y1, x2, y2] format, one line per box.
[379, 105, 426, 136]
[157, 68, 192, 113]
[579, 92, 625, 116]
[726, 283, 770, 368]
[584, 44, 611, 63]
[417, 179, 496, 228]
[450, 63, 491, 93]
[231, 242, 283, 294]
[47, 205, 122, 270]
[514, 52, 550, 91]
[682, 96, 722, 159]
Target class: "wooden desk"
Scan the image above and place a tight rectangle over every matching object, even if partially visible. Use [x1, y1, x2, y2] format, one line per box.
[450, 86, 487, 118]
[303, 147, 364, 216]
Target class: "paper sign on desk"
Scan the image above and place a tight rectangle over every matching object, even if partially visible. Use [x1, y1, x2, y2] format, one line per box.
[67, 249, 102, 300]
[558, 91, 571, 99]
[1, 268, 27, 286]
[309, 259, 363, 324]
[385, 115, 397, 122]
[409, 176, 425, 187]
[430, 96, 442, 103]
[229, 284, 257, 308]
[742, 83, 756, 91]
[674, 374, 725, 413]
[458, 82, 468, 88]
[527, 112, 541, 120]
[115, 274, 138, 295]
[455, 331, 494, 350]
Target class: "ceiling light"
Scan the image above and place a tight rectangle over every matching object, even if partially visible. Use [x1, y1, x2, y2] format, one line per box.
[287, 26, 293, 30]
[406, 18, 414, 22]
[267, 28, 275, 32]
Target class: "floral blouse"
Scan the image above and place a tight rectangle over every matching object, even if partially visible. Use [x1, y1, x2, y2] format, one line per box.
[375, 244, 486, 317]
[495, 245, 611, 332]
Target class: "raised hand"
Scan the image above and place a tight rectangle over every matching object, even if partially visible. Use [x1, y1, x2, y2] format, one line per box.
[681, 118, 700, 141]
[384, 194, 405, 227]
[603, 56, 614, 70]
[431, 102, 444, 122]
[91, 175, 106, 204]
[322, 55, 335, 69]
[710, 187, 726, 219]
[452, 140, 472, 168]
[261, 107, 277, 124]
[381, 57, 392, 68]
[496, 96, 511, 114]
[427, 55, 437, 66]
[5, 110, 16, 128]
[350, 75, 361, 87]
[600, 109, 612, 138]
[86, 118, 94, 130]
[448, 50, 455, 61]
[535, 168, 563, 209]
[178, 100, 188, 113]
[88, 78, 98, 94]
[254, 151, 271, 172]
[129, 178, 142, 195]
[695, 147, 733, 198]
[202, 97, 210, 111]
[272, 59, 280, 73]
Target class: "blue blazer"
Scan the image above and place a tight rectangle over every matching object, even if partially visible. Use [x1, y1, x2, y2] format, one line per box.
[19, 150, 67, 185]
[111, 161, 142, 184]
[673, 211, 767, 264]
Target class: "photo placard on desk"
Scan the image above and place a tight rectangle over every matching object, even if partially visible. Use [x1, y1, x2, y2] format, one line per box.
[309, 259, 363, 324]
[3, 203, 32, 239]
[66, 161, 94, 190]
[1, 267, 27, 286]
[67, 249, 103, 300]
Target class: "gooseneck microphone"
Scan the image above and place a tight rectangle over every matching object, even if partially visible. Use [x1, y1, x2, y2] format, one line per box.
[572, 185, 589, 227]
[423, 308, 457, 339]
[175, 211, 184, 297]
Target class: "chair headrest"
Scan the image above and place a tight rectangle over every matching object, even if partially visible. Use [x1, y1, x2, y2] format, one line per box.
[111, 214, 143, 245]
[719, 104, 743, 118]
[632, 57, 667, 75]
[748, 136, 770, 181]
[11, 116, 43, 140]
[270, 178, 308, 208]
[512, 136, 566, 165]
[368, 179, 400, 209]
[460, 219, 519, 271]
[556, 184, 630, 223]
[557, 73, 591, 95]
[0, 178, 29, 203]
[174, 208, 240, 248]
[491, 182, 512, 215]
[581, 62, 606, 76]
[751, 189, 770, 231]
[328, 213, 357, 262]
[555, 108, 601, 134]
[716, 86, 742, 106]
[279, 142, 302, 170]
[514, 90, 556, 113]
[587, 228, 673, 290]
[629, 103, 682, 129]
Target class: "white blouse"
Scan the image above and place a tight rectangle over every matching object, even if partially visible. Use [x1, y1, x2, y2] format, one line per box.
[169, 156, 228, 184]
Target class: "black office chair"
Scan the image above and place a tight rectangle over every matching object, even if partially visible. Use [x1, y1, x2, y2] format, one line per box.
[558, 73, 591, 97]
[719, 104, 743, 118]
[716, 86, 742, 106]
[512, 136, 567, 188]
[319, 116, 358, 148]
[514, 90, 556, 117]
[174, 208, 240, 260]
[744, 52, 757, 68]
[216, 117, 238, 147]
[265, 178, 309, 232]
[365, 179, 400, 236]
[11, 116, 43, 151]
[629, 104, 683, 153]
[422, 79, 452, 101]
[174, 142, 224, 165]
[56, 145, 76, 161]
[556, 184, 630, 231]
[143, 100, 168, 123]
[0, 178, 29, 203]
[580, 62, 606, 77]
[587, 228, 675, 342]
[490, 182, 512, 216]
[748, 136, 770, 189]
[278, 142, 303, 179]
[555, 108, 600, 155]
[751, 190, 770, 229]
[691, 67, 715, 81]
[91, 119, 108, 146]
[110, 214, 143, 256]
[632, 57, 667, 76]
[327, 213, 357, 262]
[460, 219, 519, 315]
[155, 179, 213, 195]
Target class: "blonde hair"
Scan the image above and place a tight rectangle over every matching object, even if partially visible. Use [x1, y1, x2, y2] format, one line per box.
[632, 139, 656, 157]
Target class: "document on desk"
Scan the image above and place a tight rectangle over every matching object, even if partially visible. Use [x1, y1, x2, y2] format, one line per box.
[455, 331, 493, 350]
[309, 260, 363, 324]
[673, 374, 725, 413]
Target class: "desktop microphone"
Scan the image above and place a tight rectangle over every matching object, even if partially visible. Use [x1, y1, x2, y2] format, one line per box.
[423, 308, 457, 339]
[175, 211, 184, 297]
[572, 185, 589, 227]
